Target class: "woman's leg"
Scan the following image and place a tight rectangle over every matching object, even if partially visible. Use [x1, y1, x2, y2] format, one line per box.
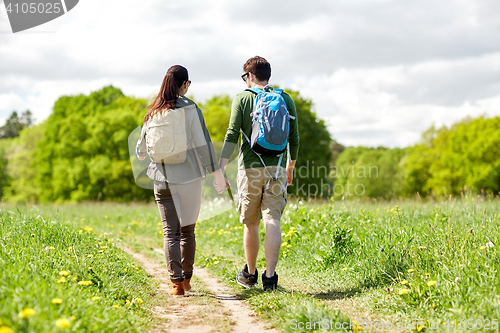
[154, 180, 184, 283]
[175, 178, 203, 278]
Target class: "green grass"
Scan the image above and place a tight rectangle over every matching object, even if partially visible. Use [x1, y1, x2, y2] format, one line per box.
[3, 197, 500, 332]
[0, 207, 156, 333]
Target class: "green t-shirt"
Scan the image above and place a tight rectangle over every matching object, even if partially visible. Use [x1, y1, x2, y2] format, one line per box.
[220, 89, 300, 169]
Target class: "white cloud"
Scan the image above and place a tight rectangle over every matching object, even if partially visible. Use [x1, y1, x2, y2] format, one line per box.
[0, 0, 499, 148]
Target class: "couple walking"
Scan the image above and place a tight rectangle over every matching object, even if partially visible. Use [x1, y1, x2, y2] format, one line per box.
[136, 56, 300, 296]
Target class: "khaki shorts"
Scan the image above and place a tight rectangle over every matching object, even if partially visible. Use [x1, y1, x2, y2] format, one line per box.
[236, 166, 287, 224]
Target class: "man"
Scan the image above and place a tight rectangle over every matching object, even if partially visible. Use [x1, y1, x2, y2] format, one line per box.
[219, 56, 299, 291]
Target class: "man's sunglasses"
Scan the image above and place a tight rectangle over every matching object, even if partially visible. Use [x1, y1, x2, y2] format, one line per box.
[241, 72, 250, 82]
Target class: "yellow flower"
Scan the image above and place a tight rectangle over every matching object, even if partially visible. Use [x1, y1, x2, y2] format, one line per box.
[59, 270, 70, 276]
[125, 299, 131, 305]
[432, 303, 436, 309]
[407, 269, 415, 273]
[51, 298, 63, 305]
[88, 267, 93, 271]
[18, 308, 36, 318]
[57, 277, 67, 283]
[78, 280, 92, 286]
[48, 246, 55, 250]
[417, 325, 425, 332]
[379, 259, 385, 263]
[136, 298, 143, 304]
[105, 215, 108, 219]
[92, 296, 100, 301]
[0, 326, 14, 333]
[112, 304, 119, 309]
[71, 276, 78, 281]
[424, 273, 430, 276]
[398, 289, 409, 295]
[418, 246, 426, 250]
[427, 280, 437, 287]
[287, 244, 292, 248]
[84, 226, 94, 233]
[55, 318, 71, 330]
[87, 254, 93, 258]
[400, 280, 408, 285]
[480, 246, 486, 250]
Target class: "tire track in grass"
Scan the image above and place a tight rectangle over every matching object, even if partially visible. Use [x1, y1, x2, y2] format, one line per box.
[122, 246, 278, 333]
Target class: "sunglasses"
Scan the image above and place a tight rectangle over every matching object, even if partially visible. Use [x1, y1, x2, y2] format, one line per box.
[241, 72, 249, 82]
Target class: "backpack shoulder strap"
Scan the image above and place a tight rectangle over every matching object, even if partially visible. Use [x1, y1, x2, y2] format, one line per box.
[245, 88, 262, 94]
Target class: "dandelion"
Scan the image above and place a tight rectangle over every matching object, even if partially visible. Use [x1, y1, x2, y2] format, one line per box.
[417, 325, 425, 332]
[398, 289, 409, 295]
[287, 244, 292, 248]
[424, 273, 430, 276]
[87, 254, 93, 258]
[51, 298, 63, 305]
[112, 304, 119, 309]
[418, 246, 426, 250]
[59, 270, 70, 276]
[125, 299, 131, 305]
[220, 247, 224, 250]
[400, 280, 408, 285]
[70, 316, 77, 321]
[84, 226, 94, 233]
[92, 296, 100, 301]
[341, 267, 348, 271]
[407, 268, 415, 273]
[18, 308, 36, 318]
[48, 246, 55, 250]
[55, 318, 71, 330]
[480, 246, 486, 250]
[427, 280, 437, 287]
[136, 298, 143, 304]
[57, 277, 67, 283]
[78, 280, 92, 286]
[68, 246, 73, 250]
[71, 276, 78, 281]
[379, 259, 385, 263]
[0, 327, 13, 333]
[432, 303, 436, 309]
[88, 267, 93, 271]
[105, 215, 108, 219]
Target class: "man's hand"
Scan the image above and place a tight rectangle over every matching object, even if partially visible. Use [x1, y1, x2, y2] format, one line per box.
[286, 159, 296, 186]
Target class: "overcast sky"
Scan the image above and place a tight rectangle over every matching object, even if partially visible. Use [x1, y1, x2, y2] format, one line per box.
[1, 0, 499, 147]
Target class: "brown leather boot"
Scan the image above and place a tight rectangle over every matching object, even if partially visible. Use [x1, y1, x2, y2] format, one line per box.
[183, 278, 191, 292]
[169, 282, 184, 297]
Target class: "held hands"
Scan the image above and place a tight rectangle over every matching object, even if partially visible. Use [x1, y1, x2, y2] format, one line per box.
[213, 170, 226, 194]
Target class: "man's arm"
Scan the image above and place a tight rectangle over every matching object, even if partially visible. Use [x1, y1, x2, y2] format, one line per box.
[219, 96, 243, 176]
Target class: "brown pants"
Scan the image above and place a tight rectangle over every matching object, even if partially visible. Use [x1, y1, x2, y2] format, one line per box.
[154, 179, 202, 282]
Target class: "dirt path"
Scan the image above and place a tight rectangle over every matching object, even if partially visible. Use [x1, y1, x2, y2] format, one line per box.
[122, 247, 279, 333]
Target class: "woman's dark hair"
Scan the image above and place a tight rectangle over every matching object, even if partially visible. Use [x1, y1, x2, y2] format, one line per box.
[144, 65, 189, 123]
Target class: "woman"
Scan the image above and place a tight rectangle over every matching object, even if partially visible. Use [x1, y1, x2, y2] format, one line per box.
[136, 65, 226, 297]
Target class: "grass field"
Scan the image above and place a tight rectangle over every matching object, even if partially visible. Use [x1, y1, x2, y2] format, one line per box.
[1, 196, 499, 332]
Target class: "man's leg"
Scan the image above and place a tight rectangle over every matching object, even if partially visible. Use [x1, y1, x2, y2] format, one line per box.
[244, 220, 260, 275]
[263, 218, 281, 277]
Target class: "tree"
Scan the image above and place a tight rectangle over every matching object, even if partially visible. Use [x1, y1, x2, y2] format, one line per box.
[0, 110, 34, 138]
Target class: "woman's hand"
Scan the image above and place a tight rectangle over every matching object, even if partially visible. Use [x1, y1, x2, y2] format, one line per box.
[213, 170, 226, 194]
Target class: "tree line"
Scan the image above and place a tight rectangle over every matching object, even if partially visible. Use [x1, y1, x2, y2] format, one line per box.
[1, 85, 497, 202]
[0, 86, 333, 202]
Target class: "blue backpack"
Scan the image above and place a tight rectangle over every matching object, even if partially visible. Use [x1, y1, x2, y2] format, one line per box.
[241, 86, 295, 188]
[243, 86, 294, 155]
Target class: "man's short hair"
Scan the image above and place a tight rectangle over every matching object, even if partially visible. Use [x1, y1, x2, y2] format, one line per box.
[243, 56, 271, 82]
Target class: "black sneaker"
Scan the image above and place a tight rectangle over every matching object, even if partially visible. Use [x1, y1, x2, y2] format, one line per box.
[236, 264, 258, 289]
[262, 271, 278, 291]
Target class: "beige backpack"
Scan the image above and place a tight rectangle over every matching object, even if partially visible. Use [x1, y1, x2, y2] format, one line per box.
[145, 105, 196, 164]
